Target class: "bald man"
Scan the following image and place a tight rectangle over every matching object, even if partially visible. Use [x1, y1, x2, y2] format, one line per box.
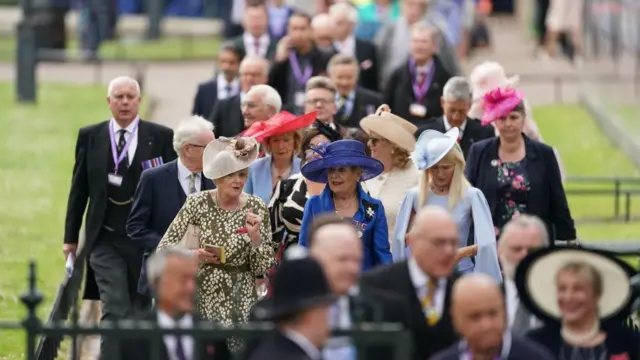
[308, 214, 410, 360]
[361, 206, 460, 360]
[431, 274, 555, 360]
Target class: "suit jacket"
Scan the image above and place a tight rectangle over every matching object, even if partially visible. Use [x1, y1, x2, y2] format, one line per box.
[192, 79, 218, 119]
[231, 34, 277, 61]
[119, 310, 231, 360]
[127, 159, 216, 295]
[63, 119, 177, 299]
[359, 261, 459, 360]
[268, 47, 333, 110]
[337, 87, 383, 129]
[354, 38, 379, 92]
[415, 117, 495, 158]
[209, 94, 245, 138]
[465, 135, 576, 242]
[247, 332, 316, 360]
[430, 334, 556, 360]
[383, 55, 453, 125]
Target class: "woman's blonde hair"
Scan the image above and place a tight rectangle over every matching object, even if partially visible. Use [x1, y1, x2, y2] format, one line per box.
[417, 143, 469, 209]
[556, 261, 603, 298]
[263, 130, 302, 156]
[370, 131, 412, 169]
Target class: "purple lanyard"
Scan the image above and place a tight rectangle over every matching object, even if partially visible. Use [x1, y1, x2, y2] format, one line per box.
[109, 118, 139, 173]
[409, 58, 435, 102]
[288, 50, 312, 87]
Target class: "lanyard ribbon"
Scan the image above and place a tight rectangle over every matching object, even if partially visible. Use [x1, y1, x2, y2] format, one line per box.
[409, 58, 436, 102]
[289, 50, 312, 87]
[109, 118, 139, 172]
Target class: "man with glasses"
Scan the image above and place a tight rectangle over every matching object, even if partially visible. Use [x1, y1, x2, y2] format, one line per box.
[209, 56, 271, 138]
[498, 215, 549, 336]
[303, 76, 344, 135]
[127, 116, 216, 300]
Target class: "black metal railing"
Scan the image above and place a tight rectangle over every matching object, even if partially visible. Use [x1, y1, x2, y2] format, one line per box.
[564, 176, 640, 222]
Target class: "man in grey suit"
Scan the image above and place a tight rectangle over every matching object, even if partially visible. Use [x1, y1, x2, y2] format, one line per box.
[498, 215, 550, 335]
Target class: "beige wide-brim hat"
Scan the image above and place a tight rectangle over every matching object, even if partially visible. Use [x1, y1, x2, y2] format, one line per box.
[515, 247, 634, 323]
[359, 105, 417, 152]
[202, 137, 259, 180]
[469, 61, 520, 102]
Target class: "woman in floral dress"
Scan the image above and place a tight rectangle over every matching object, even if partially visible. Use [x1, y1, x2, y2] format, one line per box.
[157, 137, 274, 353]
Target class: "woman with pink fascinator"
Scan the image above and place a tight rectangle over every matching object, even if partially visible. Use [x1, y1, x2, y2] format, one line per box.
[464, 87, 577, 245]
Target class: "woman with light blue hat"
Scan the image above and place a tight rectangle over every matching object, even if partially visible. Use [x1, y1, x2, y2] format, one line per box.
[392, 127, 502, 282]
[297, 139, 393, 271]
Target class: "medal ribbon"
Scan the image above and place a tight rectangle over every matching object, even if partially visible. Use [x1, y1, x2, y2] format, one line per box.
[288, 50, 312, 87]
[410, 58, 436, 102]
[109, 118, 139, 173]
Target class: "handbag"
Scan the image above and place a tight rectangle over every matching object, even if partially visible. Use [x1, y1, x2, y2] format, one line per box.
[180, 224, 201, 250]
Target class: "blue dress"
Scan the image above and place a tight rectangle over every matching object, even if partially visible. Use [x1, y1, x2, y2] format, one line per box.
[244, 156, 302, 203]
[298, 184, 392, 271]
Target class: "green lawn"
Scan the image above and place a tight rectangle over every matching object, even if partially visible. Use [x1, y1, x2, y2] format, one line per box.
[0, 83, 137, 359]
[534, 105, 640, 242]
[0, 35, 221, 62]
[617, 105, 640, 138]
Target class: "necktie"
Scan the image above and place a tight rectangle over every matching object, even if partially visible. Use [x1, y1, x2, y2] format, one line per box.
[188, 173, 198, 194]
[225, 84, 232, 98]
[421, 278, 439, 325]
[511, 302, 532, 336]
[335, 96, 348, 122]
[417, 71, 427, 86]
[254, 38, 260, 55]
[175, 336, 187, 360]
[117, 129, 129, 168]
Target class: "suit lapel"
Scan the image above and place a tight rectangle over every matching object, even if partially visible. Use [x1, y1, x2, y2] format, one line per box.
[202, 175, 215, 190]
[484, 138, 501, 215]
[169, 160, 187, 205]
[435, 117, 446, 133]
[91, 121, 111, 188]
[461, 118, 477, 153]
[131, 120, 154, 181]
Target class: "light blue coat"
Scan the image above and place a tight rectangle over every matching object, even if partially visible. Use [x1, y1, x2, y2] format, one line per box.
[392, 186, 503, 282]
[244, 156, 302, 203]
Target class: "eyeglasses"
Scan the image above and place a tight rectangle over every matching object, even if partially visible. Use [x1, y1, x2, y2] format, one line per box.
[189, 144, 207, 148]
[305, 98, 333, 106]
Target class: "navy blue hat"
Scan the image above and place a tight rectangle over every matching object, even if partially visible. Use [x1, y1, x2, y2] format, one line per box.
[301, 139, 384, 183]
[253, 256, 335, 321]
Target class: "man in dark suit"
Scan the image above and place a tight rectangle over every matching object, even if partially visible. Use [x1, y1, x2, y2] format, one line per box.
[127, 115, 216, 297]
[120, 247, 230, 360]
[328, 54, 383, 130]
[303, 76, 344, 136]
[248, 256, 335, 360]
[384, 22, 453, 125]
[230, 3, 277, 61]
[269, 12, 334, 114]
[430, 274, 555, 360]
[328, 2, 379, 92]
[415, 76, 494, 158]
[192, 43, 243, 119]
[209, 55, 271, 138]
[360, 206, 460, 360]
[62, 76, 177, 359]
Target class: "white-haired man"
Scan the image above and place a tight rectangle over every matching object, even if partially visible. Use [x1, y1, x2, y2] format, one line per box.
[119, 246, 231, 360]
[498, 215, 549, 336]
[127, 115, 216, 298]
[241, 84, 282, 132]
[311, 13, 337, 52]
[328, 2, 379, 92]
[210, 56, 271, 137]
[415, 76, 494, 158]
[62, 76, 177, 360]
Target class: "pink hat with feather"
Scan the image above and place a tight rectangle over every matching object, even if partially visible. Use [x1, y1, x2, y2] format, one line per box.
[481, 87, 524, 126]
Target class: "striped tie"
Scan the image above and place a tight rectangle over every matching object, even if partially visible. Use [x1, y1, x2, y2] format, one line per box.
[189, 173, 198, 194]
[421, 278, 440, 325]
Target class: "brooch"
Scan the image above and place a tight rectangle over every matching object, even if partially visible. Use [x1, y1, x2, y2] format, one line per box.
[366, 207, 375, 217]
[491, 159, 502, 167]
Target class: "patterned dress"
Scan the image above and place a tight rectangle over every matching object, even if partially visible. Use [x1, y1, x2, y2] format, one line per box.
[268, 173, 309, 250]
[157, 191, 274, 352]
[495, 159, 531, 230]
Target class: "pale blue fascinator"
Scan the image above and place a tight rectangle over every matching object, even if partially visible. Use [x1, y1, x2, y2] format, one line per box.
[410, 127, 460, 171]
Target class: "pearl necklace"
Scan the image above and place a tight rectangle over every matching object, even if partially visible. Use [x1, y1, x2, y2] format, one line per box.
[560, 321, 600, 345]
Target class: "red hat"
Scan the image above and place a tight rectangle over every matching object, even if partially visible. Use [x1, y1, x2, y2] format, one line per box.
[244, 111, 317, 142]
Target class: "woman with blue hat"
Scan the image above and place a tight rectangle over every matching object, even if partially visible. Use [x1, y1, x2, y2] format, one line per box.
[297, 139, 392, 270]
[392, 128, 502, 282]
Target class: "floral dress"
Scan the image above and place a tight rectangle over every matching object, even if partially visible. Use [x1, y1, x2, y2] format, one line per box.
[157, 191, 274, 353]
[495, 159, 531, 230]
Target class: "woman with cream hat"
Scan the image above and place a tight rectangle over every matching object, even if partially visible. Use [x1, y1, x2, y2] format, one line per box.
[157, 137, 274, 353]
[361, 105, 420, 246]
[392, 127, 502, 282]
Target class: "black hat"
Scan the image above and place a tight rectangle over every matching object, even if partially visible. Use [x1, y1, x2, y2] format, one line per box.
[515, 246, 635, 324]
[253, 256, 336, 321]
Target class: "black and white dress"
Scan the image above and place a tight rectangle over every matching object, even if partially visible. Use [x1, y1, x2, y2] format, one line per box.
[268, 173, 310, 251]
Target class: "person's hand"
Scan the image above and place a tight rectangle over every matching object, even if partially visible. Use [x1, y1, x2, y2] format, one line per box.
[194, 248, 220, 264]
[275, 36, 291, 62]
[454, 248, 465, 263]
[246, 209, 262, 245]
[63, 243, 78, 262]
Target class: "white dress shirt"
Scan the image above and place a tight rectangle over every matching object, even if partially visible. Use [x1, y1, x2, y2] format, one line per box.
[216, 73, 240, 100]
[110, 117, 139, 168]
[177, 158, 201, 195]
[283, 329, 322, 360]
[407, 257, 446, 318]
[243, 32, 271, 58]
[324, 294, 357, 360]
[157, 311, 195, 360]
[334, 35, 356, 57]
[443, 115, 467, 140]
[504, 279, 539, 329]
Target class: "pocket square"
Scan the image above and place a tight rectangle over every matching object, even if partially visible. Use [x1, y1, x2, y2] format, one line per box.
[360, 59, 373, 70]
[141, 156, 164, 171]
[365, 104, 375, 115]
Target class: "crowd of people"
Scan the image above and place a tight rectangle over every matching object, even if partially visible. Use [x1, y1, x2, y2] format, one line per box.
[60, 1, 639, 360]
